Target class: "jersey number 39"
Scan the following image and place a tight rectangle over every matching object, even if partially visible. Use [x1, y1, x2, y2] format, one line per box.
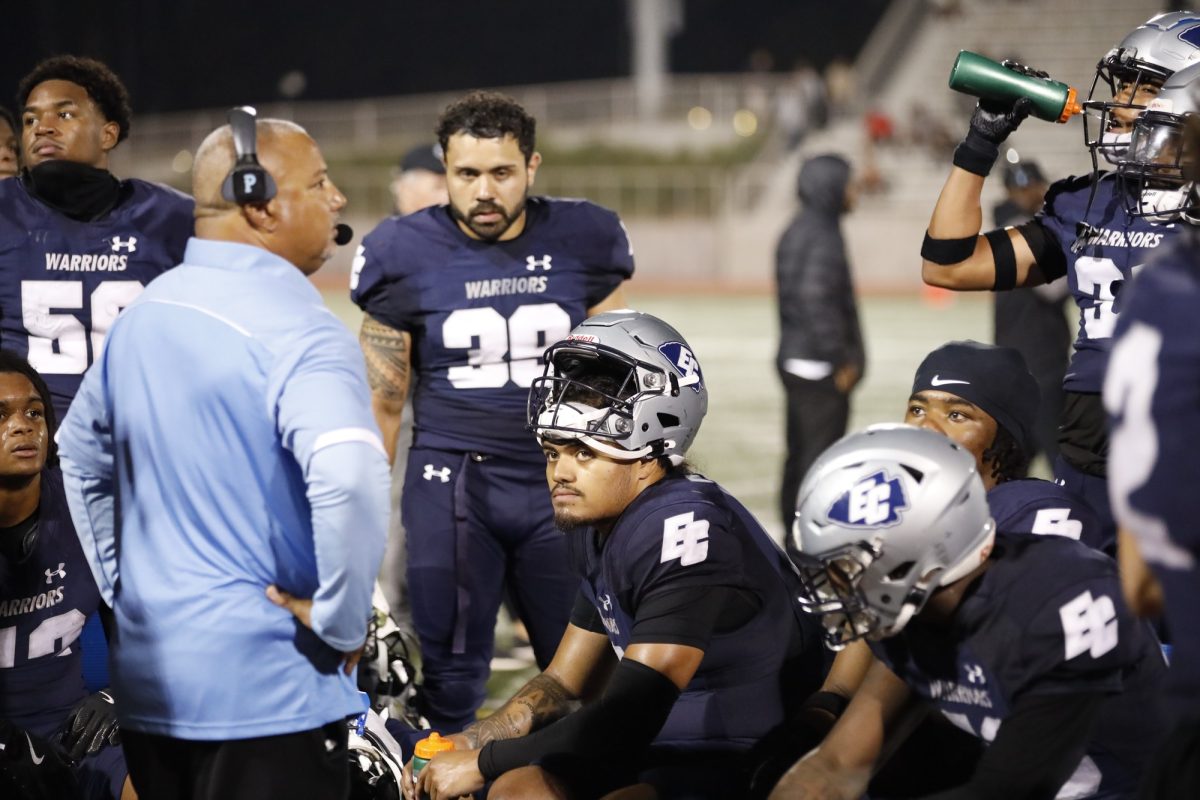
[442, 303, 572, 389]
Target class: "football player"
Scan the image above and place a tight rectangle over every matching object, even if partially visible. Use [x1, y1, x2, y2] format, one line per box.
[0, 351, 129, 800]
[2, 55, 193, 422]
[351, 91, 634, 730]
[773, 425, 1167, 799]
[1103, 103, 1200, 799]
[407, 311, 826, 800]
[0, 106, 17, 180]
[919, 12, 1200, 555]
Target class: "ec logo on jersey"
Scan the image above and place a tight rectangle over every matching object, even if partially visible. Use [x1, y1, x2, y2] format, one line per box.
[658, 342, 703, 392]
[828, 470, 909, 528]
[110, 236, 137, 253]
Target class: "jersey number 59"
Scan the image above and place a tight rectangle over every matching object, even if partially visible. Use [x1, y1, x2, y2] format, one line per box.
[22, 280, 145, 374]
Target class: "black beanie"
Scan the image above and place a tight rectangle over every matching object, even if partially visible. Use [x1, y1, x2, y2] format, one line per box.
[911, 340, 1040, 458]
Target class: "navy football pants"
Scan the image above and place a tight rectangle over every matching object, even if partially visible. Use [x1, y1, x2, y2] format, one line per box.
[402, 446, 576, 731]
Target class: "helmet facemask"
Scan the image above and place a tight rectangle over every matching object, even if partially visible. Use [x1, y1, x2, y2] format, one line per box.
[1085, 51, 1169, 165]
[529, 342, 676, 462]
[1118, 109, 1200, 220]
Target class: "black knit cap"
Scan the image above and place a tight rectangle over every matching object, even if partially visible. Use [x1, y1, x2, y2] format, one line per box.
[911, 340, 1040, 458]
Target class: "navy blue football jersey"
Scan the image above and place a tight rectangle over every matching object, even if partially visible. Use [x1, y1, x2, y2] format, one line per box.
[988, 478, 1103, 551]
[0, 469, 100, 729]
[567, 474, 825, 750]
[1106, 232, 1200, 719]
[870, 532, 1166, 798]
[351, 198, 634, 462]
[0, 177, 193, 420]
[1035, 172, 1175, 394]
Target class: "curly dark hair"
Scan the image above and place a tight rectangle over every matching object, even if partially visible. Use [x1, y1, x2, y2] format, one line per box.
[981, 425, 1029, 485]
[0, 350, 58, 467]
[17, 56, 132, 143]
[436, 90, 536, 163]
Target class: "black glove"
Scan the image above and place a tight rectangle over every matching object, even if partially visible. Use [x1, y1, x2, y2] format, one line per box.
[59, 689, 120, 762]
[0, 718, 79, 800]
[955, 97, 1034, 176]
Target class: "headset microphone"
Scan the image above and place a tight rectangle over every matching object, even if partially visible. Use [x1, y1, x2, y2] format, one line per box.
[335, 223, 354, 246]
[221, 106, 277, 205]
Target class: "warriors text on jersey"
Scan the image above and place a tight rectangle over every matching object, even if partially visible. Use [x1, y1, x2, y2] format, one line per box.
[0, 177, 193, 419]
[351, 197, 634, 461]
[0, 469, 100, 730]
[1106, 230, 1200, 720]
[870, 532, 1166, 798]
[567, 474, 826, 750]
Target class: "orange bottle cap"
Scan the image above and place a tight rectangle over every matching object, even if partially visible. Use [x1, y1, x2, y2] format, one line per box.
[1059, 86, 1083, 123]
[414, 732, 456, 759]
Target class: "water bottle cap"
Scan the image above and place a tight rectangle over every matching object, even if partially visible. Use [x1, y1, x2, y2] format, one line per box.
[414, 731, 456, 758]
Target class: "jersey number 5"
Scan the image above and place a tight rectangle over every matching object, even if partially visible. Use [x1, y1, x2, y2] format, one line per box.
[442, 303, 572, 388]
[22, 280, 145, 374]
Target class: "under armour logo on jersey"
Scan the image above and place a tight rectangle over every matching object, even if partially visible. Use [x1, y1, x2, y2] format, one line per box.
[44, 563, 66, 584]
[657, 342, 704, 392]
[828, 470, 909, 528]
[1060, 590, 1119, 660]
[964, 663, 986, 685]
[660, 511, 710, 567]
[525, 255, 552, 271]
[423, 465, 451, 483]
[110, 236, 138, 253]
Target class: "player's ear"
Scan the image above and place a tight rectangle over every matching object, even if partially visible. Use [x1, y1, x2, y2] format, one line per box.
[526, 151, 542, 185]
[99, 120, 120, 153]
[636, 455, 662, 483]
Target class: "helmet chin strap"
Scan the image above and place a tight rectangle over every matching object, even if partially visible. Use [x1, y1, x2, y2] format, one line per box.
[1101, 130, 1133, 165]
[1138, 186, 1189, 219]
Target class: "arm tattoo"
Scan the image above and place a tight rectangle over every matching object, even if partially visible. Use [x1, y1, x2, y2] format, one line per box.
[461, 673, 576, 748]
[359, 314, 410, 401]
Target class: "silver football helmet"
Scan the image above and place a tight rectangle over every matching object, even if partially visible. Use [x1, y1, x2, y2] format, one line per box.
[529, 310, 707, 465]
[791, 424, 995, 650]
[1117, 61, 1200, 218]
[1086, 11, 1200, 165]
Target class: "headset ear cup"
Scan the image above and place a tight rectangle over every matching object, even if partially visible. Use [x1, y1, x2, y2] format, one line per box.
[225, 164, 277, 204]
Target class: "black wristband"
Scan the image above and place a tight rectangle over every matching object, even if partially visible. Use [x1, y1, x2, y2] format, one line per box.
[985, 229, 1018, 290]
[921, 231, 978, 265]
[953, 129, 1001, 177]
[801, 690, 850, 720]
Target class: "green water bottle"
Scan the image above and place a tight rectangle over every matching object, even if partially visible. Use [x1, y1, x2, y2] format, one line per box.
[411, 732, 454, 798]
[948, 51, 1083, 124]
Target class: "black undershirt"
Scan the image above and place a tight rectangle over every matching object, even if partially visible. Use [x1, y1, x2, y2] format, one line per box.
[0, 511, 40, 564]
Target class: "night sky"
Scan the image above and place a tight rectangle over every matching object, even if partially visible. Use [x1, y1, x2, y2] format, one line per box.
[4, 1, 886, 114]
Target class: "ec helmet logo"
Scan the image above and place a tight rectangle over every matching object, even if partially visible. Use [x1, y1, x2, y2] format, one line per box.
[828, 470, 909, 528]
[658, 342, 703, 393]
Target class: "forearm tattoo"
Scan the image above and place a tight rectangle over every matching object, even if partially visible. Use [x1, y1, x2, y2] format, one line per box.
[462, 673, 575, 748]
[359, 315, 409, 401]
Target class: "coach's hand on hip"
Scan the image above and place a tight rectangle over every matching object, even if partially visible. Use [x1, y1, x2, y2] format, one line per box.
[267, 584, 365, 675]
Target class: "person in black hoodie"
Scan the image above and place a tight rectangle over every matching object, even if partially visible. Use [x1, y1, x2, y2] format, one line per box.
[774, 153, 865, 543]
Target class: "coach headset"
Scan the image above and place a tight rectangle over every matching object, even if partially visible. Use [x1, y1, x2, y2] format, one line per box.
[219, 106, 352, 244]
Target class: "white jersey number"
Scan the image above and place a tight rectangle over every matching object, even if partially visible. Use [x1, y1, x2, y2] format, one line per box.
[1104, 323, 1194, 568]
[1075, 257, 1142, 341]
[22, 280, 145, 374]
[0, 609, 87, 668]
[442, 303, 572, 389]
[1030, 508, 1083, 540]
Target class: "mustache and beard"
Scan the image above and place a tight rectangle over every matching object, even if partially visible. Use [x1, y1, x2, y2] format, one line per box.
[449, 191, 529, 242]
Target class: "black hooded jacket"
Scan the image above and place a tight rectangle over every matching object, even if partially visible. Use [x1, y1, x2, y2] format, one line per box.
[774, 154, 865, 375]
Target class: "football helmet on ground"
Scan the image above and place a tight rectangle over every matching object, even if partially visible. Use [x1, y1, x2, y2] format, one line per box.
[790, 425, 995, 650]
[528, 310, 707, 465]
